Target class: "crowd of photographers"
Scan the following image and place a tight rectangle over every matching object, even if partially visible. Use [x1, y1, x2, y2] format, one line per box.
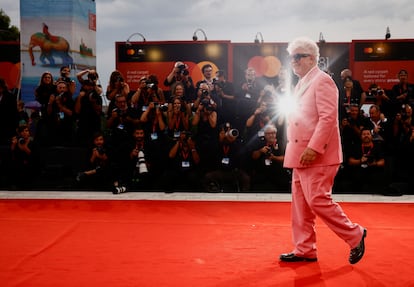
[1, 64, 413, 194]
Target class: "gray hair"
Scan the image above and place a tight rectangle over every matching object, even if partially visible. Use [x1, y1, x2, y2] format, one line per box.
[287, 37, 320, 62]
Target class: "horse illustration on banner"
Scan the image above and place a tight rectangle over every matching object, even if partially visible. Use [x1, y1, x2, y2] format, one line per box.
[28, 23, 73, 66]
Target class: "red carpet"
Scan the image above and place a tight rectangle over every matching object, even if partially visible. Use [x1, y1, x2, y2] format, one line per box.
[0, 199, 413, 287]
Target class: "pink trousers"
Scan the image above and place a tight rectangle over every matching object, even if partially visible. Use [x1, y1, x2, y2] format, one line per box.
[291, 165, 364, 258]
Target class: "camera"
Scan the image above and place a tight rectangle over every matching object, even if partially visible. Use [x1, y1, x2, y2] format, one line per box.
[137, 150, 148, 174]
[182, 131, 192, 141]
[225, 129, 239, 141]
[177, 64, 189, 76]
[18, 137, 25, 145]
[201, 98, 214, 111]
[89, 73, 98, 81]
[369, 89, 383, 97]
[115, 76, 124, 83]
[96, 146, 105, 155]
[113, 108, 123, 117]
[61, 76, 71, 83]
[361, 155, 374, 168]
[146, 81, 157, 90]
[153, 102, 168, 112]
[201, 89, 209, 97]
[213, 78, 224, 89]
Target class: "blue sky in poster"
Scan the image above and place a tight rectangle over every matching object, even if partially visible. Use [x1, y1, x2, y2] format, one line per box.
[20, 0, 94, 21]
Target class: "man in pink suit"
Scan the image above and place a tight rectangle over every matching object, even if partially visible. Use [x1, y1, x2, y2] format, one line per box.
[279, 37, 366, 264]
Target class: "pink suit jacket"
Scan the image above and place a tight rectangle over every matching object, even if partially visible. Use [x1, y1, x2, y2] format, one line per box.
[283, 66, 343, 168]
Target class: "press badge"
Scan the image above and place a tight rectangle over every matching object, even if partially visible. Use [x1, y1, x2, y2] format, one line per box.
[265, 158, 272, 166]
[258, 130, 265, 137]
[182, 161, 190, 168]
[222, 157, 230, 165]
[151, 133, 158, 140]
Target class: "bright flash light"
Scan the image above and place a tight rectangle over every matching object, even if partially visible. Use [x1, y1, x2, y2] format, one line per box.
[276, 94, 298, 119]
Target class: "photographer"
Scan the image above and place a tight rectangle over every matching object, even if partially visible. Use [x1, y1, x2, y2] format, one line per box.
[8, 125, 37, 189]
[56, 65, 76, 96]
[191, 82, 218, 172]
[167, 96, 190, 140]
[49, 80, 75, 145]
[159, 131, 201, 192]
[391, 69, 414, 112]
[244, 92, 276, 143]
[367, 83, 392, 118]
[76, 68, 103, 95]
[235, 67, 266, 133]
[74, 77, 104, 146]
[250, 124, 290, 191]
[106, 70, 130, 112]
[140, 100, 167, 142]
[111, 126, 158, 193]
[144, 74, 166, 105]
[339, 76, 362, 119]
[164, 61, 195, 102]
[76, 131, 110, 188]
[348, 128, 386, 193]
[107, 94, 141, 147]
[202, 122, 250, 192]
[192, 81, 218, 113]
[33, 72, 57, 146]
[211, 70, 236, 126]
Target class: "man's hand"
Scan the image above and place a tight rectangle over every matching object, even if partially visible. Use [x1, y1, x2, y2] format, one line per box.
[300, 147, 317, 166]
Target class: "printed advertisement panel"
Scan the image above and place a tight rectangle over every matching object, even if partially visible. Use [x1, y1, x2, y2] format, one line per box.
[116, 41, 231, 92]
[351, 40, 414, 91]
[20, 0, 96, 102]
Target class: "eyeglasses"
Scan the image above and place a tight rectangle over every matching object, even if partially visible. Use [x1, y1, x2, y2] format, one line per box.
[290, 53, 311, 62]
[264, 132, 276, 135]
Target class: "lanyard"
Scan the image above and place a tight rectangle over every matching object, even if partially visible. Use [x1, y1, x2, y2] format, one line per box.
[175, 114, 181, 130]
[222, 144, 230, 156]
[361, 143, 373, 155]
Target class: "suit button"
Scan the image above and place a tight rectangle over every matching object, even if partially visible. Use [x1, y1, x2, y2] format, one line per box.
[295, 139, 298, 143]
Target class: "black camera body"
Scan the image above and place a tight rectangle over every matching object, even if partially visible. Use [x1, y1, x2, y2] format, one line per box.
[213, 78, 224, 89]
[89, 73, 98, 81]
[177, 64, 189, 76]
[370, 89, 384, 97]
[60, 76, 72, 83]
[146, 81, 157, 91]
[201, 89, 209, 97]
[153, 102, 168, 112]
[201, 98, 214, 111]
[115, 76, 124, 83]
[183, 131, 192, 141]
[96, 146, 105, 155]
[113, 108, 124, 117]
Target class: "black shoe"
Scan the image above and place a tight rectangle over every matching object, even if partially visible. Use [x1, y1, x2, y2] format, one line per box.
[349, 229, 367, 264]
[279, 253, 317, 262]
[112, 185, 127, 194]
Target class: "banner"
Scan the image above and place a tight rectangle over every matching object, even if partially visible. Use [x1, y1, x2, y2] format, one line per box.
[20, 0, 96, 102]
[116, 41, 231, 91]
[351, 39, 414, 91]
